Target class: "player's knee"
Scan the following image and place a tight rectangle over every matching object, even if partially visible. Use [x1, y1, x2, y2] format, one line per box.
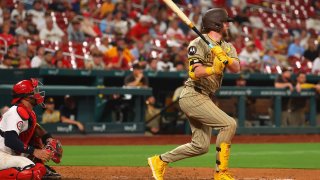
[227, 119, 237, 131]
[17, 157, 34, 168]
[193, 143, 210, 155]
[199, 145, 210, 154]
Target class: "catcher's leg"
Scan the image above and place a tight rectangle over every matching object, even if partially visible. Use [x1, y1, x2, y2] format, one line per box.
[0, 151, 35, 170]
[0, 163, 46, 180]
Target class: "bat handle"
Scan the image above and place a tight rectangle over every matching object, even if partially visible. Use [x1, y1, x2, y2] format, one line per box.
[190, 24, 227, 64]
[190, 26, 215, 48]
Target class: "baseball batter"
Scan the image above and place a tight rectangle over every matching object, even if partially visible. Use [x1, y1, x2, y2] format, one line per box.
[0, 78, 63, 179]
[148, 8, 240, 180]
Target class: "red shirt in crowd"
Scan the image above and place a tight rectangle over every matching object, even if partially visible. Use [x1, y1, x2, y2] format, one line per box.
[128, 23, 149, 41]
[0, 33, 16, 46]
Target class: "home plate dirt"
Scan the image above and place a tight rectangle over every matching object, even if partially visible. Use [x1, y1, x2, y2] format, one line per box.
[54, 166, 320, 180]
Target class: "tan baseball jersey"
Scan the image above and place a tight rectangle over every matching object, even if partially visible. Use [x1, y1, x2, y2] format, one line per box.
[185, 34, 238, 96]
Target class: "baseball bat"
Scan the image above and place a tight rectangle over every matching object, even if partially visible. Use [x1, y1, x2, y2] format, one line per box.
[162, 0, 214, 48]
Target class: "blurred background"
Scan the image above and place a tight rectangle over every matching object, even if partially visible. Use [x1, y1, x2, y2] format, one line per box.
[0, 0, 319, 135]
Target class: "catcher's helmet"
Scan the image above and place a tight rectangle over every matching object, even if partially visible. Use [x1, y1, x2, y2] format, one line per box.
[201, 8, 233, 33]
[11, 78, 45, 105]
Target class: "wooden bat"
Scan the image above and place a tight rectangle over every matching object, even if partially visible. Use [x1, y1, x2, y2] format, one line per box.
[162, 0, 215, 48]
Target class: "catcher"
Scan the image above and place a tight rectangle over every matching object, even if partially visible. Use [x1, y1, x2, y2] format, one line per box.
[0, 78, 63, 179]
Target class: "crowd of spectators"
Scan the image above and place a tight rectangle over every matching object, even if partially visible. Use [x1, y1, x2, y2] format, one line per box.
[0, 0, 319, 75]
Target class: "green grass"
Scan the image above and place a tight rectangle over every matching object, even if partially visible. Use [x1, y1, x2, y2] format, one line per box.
[51, 143, 320, 169]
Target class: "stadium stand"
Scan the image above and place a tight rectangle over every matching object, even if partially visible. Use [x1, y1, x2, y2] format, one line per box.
[0, 0, 319, 134]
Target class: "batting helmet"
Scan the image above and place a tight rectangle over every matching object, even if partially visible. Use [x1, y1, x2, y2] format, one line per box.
[11, 78, 45, 105]
[201, 8, 233, 33]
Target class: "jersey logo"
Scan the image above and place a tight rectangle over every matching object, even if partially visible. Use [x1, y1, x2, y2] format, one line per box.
[188, 46, 197, 55]
[17, 121, 23, 132]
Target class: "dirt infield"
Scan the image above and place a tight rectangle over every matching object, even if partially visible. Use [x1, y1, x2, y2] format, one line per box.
[55, 166, 320, 180]
[54, 135, 320, 180]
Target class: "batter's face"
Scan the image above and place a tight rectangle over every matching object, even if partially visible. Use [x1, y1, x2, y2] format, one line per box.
[222, 22, 230, 40]
[223, 22, 230, 30]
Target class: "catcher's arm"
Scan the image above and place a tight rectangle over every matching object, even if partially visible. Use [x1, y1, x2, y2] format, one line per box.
[34, 123, 53, 144]
[35, 123, 63, 163]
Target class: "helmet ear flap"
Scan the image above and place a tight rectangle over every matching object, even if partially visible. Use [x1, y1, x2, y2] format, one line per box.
[214, 22, 223, 32]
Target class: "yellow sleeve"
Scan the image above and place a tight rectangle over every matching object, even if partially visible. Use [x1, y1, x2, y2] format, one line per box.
[301, 83, 316, 89]
[187, 39, 205, 80]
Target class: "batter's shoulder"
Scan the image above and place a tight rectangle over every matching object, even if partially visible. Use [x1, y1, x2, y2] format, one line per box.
[188, 36, 207, 49]
[221, 41, 235, 48]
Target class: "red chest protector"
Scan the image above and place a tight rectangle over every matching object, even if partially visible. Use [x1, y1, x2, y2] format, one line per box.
[17, 104, 37, 146]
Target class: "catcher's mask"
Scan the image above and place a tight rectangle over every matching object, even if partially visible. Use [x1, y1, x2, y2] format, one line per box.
[11, 78, 45, 107]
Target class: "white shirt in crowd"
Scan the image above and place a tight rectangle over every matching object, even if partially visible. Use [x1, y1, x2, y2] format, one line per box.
[157, 61, 176, 71]
[11, 9, 26, 20]
[39, 25, 65, 42]
[15, 27, 30, 37]
[306, 18, 320, 32]
[31, 56, 43, 68]
[27, 9, 45, 30]
[166, 27, 185, 39]
[239, 49, 261, 64]
[312, 57, 320, 75]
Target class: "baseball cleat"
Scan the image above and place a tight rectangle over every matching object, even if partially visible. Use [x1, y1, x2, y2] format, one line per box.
[148, 155, 167, 180]
[214, 170, 234, 180]
[42, 165, 62, 180]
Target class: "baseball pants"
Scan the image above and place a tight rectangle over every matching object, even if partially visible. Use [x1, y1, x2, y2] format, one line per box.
[0, 151, 34, 170]
[161, 86, 237, 163]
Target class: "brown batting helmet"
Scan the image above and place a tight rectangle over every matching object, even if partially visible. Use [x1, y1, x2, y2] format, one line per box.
[201, 8, 233, 33]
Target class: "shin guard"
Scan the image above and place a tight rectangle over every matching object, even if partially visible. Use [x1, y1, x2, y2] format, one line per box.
[0, 163, 46, 180]
[216, 142, 231, 172]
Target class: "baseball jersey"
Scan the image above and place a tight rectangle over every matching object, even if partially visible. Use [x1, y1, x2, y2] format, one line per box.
[42, 110, 61, 123]
[0, 105, 36, 155]
[185, 34, 238, 95]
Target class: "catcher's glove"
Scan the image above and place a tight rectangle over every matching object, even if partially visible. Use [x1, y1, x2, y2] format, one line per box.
[45, 138, 63, 163]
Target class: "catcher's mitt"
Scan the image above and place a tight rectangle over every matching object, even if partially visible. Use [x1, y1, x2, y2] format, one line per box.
[45, 138, 63, 163]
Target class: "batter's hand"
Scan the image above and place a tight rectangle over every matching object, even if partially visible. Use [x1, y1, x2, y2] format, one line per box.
[33, 148, 52, 162]
[211, 46, 228, 64]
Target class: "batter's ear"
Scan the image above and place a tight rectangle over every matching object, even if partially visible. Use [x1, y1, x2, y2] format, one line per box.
[17, 106, 30, 121]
